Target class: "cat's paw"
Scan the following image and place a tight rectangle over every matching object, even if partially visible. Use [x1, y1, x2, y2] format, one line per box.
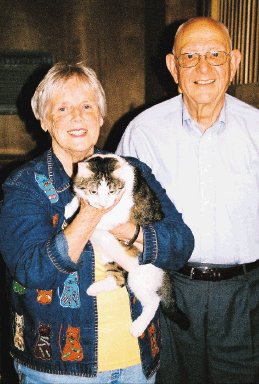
[86, 283, 99, 296]
[130, 319, 146, 338]
[86, 277, 118, 296]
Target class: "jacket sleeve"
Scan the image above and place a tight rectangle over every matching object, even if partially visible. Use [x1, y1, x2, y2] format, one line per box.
[128, 157, 194, 271]
[0, 169, 87, 289]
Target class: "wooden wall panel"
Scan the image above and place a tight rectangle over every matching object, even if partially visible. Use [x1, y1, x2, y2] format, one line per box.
[0, 0, 145, 161]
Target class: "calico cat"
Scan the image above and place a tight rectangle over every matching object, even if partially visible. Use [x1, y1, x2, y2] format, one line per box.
[65, 154, 189, 337]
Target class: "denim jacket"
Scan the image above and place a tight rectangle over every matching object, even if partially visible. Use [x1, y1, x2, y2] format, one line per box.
[0, 148, 194, 379]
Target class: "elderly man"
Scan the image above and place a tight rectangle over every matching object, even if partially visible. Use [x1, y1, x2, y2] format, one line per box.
[117, 17, 259, 384]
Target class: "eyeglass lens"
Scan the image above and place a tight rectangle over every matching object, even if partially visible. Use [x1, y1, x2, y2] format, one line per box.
[178, 52, 228, 67]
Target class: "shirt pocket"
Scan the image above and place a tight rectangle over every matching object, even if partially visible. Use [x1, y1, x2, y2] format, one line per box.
[221, 172, 258, 219]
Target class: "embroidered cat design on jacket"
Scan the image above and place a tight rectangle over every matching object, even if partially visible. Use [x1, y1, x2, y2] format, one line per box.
[59, 272, 80, 308]
[65, 154, 189, 337]
[13, 280, 26, 295]
[34, 323, 52, 360]
[36, 289, 53, 305]
[14, 313, 25, 351]
[60, 324, 84, 362]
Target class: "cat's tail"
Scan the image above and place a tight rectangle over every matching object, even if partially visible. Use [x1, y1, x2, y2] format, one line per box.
[159, 272, 190, 331]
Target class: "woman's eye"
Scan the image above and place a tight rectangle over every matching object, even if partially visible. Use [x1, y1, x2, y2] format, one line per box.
[83, 104, 91, 110]
[58, 107, 66, 112]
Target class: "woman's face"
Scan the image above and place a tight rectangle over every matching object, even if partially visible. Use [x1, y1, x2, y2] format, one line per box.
[43, 76, 103, 164]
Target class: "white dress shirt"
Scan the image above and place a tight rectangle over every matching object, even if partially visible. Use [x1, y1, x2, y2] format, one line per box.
[116, 94, 259, 265]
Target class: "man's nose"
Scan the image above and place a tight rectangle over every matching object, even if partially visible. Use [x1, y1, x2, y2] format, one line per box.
[196, 55, 210, 70]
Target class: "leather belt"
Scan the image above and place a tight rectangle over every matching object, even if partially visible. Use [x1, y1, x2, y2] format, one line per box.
[178, 259, 259, 281]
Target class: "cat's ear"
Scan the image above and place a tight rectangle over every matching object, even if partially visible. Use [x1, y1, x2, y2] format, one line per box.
[113, 158, 134, 183]
[77, 162, 93, 177]
[112, 158, 124, 178]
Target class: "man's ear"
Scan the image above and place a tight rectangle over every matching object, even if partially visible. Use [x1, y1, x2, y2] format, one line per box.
[230, 49, 241, 81]
[166, 53, 179, 84]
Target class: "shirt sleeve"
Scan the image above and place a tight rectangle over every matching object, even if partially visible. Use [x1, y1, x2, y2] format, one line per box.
[0, 172, 85, 289]
[116, 120, 155, 167]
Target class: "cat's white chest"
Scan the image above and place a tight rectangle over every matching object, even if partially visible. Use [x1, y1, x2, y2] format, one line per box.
[97, 193, 134, 230]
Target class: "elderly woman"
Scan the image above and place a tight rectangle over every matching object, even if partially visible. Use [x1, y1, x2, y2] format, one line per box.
[0, 63, 194, 384]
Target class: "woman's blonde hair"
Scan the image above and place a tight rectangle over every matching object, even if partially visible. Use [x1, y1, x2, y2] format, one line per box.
[31, 62, 106, 121]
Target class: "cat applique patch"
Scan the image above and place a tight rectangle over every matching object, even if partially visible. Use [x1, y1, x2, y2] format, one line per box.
[35, 173, 59, 203]
[14, 313, 25, 351]
[52, 213, 59, 228]
[13, 280, 26, 295]
[60, 324, 84, 362]
[34, 323, 52, 360]
[36, 289, 53, 305]
[148, 322, 159, 357]
[59, 272, 80, 308]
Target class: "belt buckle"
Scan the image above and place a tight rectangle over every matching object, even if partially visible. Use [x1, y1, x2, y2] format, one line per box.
[190, 267, 195, 279]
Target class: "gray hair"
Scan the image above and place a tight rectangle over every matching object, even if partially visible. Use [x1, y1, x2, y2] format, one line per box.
[31, 62, 106, 121]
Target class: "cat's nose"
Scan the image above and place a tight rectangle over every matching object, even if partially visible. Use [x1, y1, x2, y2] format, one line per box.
[99, 202, 108, 208]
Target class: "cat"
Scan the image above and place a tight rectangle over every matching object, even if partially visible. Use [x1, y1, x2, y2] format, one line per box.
[65, 154, 189, 337]
[34, 322, 52, 360]
[58, 272, 80, 308]
[14, 313, 25, 351]
[60, 324, 84, 362]
[36, 289, 53, 305]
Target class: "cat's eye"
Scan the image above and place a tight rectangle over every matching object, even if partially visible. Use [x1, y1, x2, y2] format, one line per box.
[90, 189, 97, 194]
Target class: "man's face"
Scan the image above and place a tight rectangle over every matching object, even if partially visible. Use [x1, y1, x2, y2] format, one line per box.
[167, 19, 240, 109]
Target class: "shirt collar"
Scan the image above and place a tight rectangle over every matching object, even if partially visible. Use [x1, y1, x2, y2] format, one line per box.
[182, 97, 226, 135]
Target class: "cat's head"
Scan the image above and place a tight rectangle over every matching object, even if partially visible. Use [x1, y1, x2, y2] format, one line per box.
[15, 313, 24, 326]
[73, 154, 134, 209]
[38, 322, 51, 335]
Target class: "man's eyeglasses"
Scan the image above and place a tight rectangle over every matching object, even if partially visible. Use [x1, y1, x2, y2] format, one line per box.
[175, 51, 230, 68]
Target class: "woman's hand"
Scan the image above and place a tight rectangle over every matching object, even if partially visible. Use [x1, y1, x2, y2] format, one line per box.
[110, 222, 143, 252]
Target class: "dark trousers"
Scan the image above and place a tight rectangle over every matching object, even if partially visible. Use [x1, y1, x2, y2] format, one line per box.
[156, 267, 259, 384]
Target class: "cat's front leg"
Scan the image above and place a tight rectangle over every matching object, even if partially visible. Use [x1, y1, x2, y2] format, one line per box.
[86, 276, 118, 296]
[64, 196, 80, 220]
[90, 230, 137, 272]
